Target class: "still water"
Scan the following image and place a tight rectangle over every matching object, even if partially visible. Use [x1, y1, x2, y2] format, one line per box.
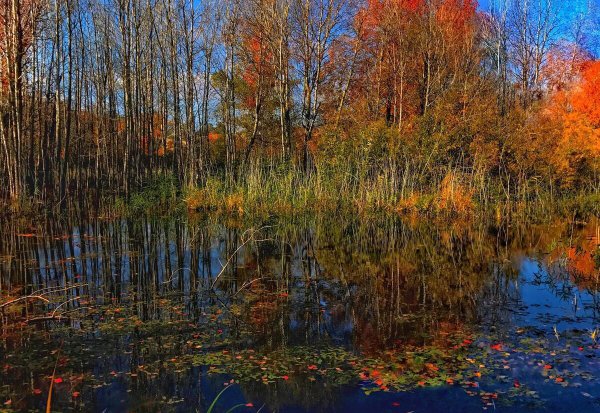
[1, 212, 599, 412]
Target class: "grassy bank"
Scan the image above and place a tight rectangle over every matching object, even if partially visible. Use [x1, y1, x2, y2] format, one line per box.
[113, 162, 600, 223]
[3, 164, 598, 224]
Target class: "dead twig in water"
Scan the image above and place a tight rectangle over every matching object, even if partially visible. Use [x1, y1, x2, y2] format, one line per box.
[46, 342, 63, 413]
[232, 277, 268, 297]
[0, 295, 50, 309]
[210, 226, 272, 291]
[1, 283, 89, 310]
[1, 284, 89, 323]
[25, 306, 93, 323]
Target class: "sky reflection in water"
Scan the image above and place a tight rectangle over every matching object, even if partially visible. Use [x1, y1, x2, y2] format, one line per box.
[0, 215, 599, 412]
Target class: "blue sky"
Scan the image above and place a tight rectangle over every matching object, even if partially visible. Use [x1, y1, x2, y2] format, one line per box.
[477, 0, 598, 19]
[478, 0, 596, 11]
[477, 0, 600, 56]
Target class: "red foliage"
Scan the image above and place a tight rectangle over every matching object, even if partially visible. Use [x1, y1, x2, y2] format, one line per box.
[571, 61, 600, 128]
[239, 21, 274, 110]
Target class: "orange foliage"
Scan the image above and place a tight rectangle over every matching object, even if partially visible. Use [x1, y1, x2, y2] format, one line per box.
[566, 246, 597, 281]
[547, 221, 600, 289]
[435, 172, 474, 216]
[157, 138, 174, 157]
[239, 21, 273, 110]
[437, 0, 477, 36]
[208, 132, 221, 142]
[349, 0, 478, 126]
[571, 61, 600, 128]
[540, 59, 600, 185]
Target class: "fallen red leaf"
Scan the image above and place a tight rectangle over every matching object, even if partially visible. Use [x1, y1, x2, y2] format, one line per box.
[491, 343, 503, 351]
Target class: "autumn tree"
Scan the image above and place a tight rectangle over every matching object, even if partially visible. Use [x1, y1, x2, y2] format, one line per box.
[0, 0, 42, 198]
[292, 0, 348, 172]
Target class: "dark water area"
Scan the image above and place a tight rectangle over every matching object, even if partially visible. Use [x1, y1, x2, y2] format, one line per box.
[1, 212, 600, 412]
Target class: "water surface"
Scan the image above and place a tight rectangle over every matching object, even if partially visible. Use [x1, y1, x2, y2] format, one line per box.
[1, 213, 599, 412]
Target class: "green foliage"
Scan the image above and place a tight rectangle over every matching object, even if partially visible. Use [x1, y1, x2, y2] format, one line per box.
[125, 173, 179, 215]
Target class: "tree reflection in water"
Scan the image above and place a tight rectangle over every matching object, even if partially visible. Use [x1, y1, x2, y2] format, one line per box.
[0, 212, 599, 412]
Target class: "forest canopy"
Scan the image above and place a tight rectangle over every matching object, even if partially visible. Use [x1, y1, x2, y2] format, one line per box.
[1, 0, 600, 209]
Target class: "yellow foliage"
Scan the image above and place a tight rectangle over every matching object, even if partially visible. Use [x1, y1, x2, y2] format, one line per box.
[435, 172, 474, 216]
[225, 194, 244, 215]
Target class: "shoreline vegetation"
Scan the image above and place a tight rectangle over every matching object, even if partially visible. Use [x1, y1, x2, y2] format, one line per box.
[3, 166, 599, 224]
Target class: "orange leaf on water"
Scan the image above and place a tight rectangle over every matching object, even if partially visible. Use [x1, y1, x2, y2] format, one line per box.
[425, 363, 439, 372]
